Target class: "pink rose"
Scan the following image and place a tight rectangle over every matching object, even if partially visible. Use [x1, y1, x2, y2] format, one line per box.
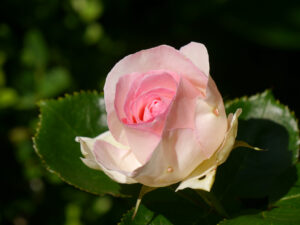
[76, 42, 241, 191]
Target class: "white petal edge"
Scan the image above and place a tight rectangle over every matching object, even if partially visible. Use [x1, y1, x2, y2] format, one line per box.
[75, 132, 138, 184]
[176, 108, 242, 191]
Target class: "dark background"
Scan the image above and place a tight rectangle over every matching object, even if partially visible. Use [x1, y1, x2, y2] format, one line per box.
[1, 0, 299, 224]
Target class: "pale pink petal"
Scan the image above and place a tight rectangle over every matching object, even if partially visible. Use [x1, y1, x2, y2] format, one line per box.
[132, 129, 208, 187]
[134, 70, 179, 97]
[104, 45, 208, 118]
[76, 136, 102, 170]
[111, 70, 179, 144]
[129, 88, 174, 124]
[175, 108, 242, 191]
[126, 77, 209, 181]
[123, 76, 203, 166]
[114, 72, 141, 120]
[76, 132, 138, 184]
[121, 71, 178, 125]
[194, 77, 228, 159]
[164, 77, 200, 130]
[93, 132, 141, 173]
[180, 42, 210, 76]
[107, 111, 128, 146]
[123, 126, 161, 165]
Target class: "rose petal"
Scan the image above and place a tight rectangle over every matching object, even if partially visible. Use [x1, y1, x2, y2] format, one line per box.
[76, 136, 102, 170]
[107, 111, 128, 146]
[176, 168, 216, 191]
[129, 88, 174, 124]
[180, 42, 210, 76]
[114, 72, 142, 121]
[125, 76, 201, 166]
[105, 45, 208, 118]
[111, 70, 179, 148]
[93, 131, 141, 173]
[121, 71, 178, 125]
[122, 126, 161, 164]
[216, 108, 242, 164]
[194, 77, 228, 159]
[127, 77, 225, 186]
[76, 132, 138, 184]
[164, 77, 200, 131]
[134, 70, 179, 97]
[132, 129, 208, 187]
[175, 108, 242, 191]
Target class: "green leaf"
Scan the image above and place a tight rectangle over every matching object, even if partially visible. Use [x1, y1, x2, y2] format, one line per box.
[213, 90, 299, 212]
[33, 92, 140, 197]
[226, 89, 299, 163]
[218, 163, 300, 225]
[119, 204, 173, 225]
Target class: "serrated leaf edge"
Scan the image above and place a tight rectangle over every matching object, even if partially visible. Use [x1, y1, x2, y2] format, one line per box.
[118, 207, 135, 225]
[33, 90, 130, 198]
[226, 89, 300, 159]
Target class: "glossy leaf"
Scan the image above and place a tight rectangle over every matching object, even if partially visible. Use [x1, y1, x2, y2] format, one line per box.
[212, 90, 299, 213]
[34, 92, 140, 197]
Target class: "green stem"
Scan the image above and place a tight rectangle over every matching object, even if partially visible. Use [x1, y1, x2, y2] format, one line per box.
[132, 185, 156, 219]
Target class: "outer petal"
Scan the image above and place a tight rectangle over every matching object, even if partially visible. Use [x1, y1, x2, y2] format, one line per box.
[176, 168, 217, 191]
[93, 131, 141, 173]
[194, 77, 228, 159]
[107, 111, 128, 145]
[176, 108, 242, 191]
[217, 108, 242, 164]
[76, 132, 138, 184]
[180, 42, 210, 76]
[132, 129, 209, 187]
[122, 126, 161, 164]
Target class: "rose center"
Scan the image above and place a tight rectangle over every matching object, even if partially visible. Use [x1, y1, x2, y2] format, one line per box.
[117, 70, 179, 125]
[142, 98, 168, 122]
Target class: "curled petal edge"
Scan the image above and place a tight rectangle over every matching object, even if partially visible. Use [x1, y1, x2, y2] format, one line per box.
[179, 42, 210, 77]
[176, 108, 242, 192]
[75, 134, 137, 184]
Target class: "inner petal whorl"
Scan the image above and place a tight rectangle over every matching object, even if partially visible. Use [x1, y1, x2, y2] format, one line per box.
[119, 70, 179, 125]
[143, 97, 168, 122]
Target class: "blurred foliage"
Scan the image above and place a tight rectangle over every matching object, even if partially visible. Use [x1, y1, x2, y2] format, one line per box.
[0, 0, 299, 224]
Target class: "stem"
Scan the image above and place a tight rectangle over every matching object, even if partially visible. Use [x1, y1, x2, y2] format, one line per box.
[132, 185, 156, 219]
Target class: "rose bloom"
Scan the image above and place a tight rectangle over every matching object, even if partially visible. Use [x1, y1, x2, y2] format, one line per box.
[76, 42, 241, 191]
